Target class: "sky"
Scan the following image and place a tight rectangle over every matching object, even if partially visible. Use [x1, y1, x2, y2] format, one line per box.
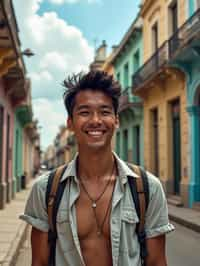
[13, 0, 140, 151]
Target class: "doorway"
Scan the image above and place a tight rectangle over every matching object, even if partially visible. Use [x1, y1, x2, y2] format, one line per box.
[171, 99, 181, 195]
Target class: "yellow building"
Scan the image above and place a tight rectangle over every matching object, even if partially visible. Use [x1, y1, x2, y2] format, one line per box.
[132, 0, 189, 206]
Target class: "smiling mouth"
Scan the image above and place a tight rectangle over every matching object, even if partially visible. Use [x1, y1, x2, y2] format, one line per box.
[85, 130, 106, 137]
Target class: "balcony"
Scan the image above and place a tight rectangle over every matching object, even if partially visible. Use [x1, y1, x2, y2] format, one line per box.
[0, 0, 26, 79]
[132, 42, 169, 91]
[119, 87, 142, 113]
[132, 7, 200, 92]
[169, 7, 200, 59]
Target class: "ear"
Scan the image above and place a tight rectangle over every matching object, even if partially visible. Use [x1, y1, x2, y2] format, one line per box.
[67, 117, 74, 131]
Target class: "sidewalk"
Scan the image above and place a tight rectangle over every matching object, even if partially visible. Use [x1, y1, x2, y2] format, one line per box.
[0, 181, 33, 266]
[168, 204, 200, 233]
[0, 180, 200, 266]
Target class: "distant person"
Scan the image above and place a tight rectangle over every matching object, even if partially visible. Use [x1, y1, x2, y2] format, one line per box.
[20, 70, 174, 266]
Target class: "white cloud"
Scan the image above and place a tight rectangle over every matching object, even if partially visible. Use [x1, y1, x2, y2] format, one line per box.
[13, 0, 94, 149]
[33, 98, 67, 148]
[49, 0, 101, 4]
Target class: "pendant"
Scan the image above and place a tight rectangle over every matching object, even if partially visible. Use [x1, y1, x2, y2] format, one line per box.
[92, 202, 97, 208]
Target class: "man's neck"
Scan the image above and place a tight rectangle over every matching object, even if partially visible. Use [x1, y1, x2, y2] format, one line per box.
[77, 148, 115, 182]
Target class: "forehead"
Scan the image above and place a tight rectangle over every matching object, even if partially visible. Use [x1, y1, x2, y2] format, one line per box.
[74, 89, 113, 108]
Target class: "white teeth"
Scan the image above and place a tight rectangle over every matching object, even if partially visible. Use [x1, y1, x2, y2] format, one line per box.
[87, 131, 103, 136]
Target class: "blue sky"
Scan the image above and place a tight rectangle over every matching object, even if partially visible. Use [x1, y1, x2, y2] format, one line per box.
[39, 0, 140, 48]
[13, 0, 140, 150]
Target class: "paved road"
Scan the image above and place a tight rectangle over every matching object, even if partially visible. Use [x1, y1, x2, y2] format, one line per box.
[16, 222, 200, 265]
[166, 222, 200, 266]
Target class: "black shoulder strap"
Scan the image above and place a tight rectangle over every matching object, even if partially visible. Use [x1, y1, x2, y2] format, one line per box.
[127, 164, 149, 266]
[46, 165, 68, 266]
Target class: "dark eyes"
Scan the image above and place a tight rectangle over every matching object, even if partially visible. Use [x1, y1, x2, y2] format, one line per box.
[79, 111, 90, 116]
[102, 110, 112, 115]
[78, 110, 112, 116]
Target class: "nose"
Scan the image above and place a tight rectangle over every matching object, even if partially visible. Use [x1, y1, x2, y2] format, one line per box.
[90, 112, 102, 124]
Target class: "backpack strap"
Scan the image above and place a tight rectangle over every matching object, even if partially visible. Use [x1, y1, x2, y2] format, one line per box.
[127, 163, 149, 266]
[46, 164, 68, 266]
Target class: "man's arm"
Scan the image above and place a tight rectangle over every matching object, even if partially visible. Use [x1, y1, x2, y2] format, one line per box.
[31, 227, 49, 266]
[146, 234, 167, 266]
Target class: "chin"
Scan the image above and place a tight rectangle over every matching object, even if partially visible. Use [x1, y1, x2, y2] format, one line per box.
[86, 141, 108, 150]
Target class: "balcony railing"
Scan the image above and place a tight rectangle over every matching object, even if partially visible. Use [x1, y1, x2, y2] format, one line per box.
[119, 87, 134, 112]
[169, 7, 200, 58]
[132, 7, 200, 91]
[119, 87, 142, 112]
[132, 41, 169, 90]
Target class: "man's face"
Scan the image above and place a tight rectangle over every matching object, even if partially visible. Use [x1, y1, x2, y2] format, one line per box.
[67, 89, 119, 151]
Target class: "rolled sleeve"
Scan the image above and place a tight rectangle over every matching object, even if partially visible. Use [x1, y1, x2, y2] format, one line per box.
[19, 173, 50, 232]
[145, 172, 175, 239]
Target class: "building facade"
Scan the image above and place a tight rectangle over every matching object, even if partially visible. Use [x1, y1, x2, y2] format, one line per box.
[111, 17, 144, 165]
[0, 0, 40, 209]
[168, 0, 200, 207]
[131, 0, 200, 207]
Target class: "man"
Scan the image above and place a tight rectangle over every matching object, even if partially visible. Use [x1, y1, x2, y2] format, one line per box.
[20, 71, 174, 266]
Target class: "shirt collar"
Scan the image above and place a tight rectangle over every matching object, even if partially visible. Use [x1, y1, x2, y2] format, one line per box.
[60, 151, 139, 183]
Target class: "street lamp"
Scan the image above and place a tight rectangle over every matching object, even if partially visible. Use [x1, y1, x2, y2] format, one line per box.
[21, 48, 35, 58]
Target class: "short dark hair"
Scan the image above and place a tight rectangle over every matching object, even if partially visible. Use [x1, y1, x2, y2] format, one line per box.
[63, 70, 121, 117]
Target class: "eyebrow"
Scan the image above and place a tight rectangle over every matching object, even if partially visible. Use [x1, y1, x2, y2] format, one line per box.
[75, 105, 113, 111]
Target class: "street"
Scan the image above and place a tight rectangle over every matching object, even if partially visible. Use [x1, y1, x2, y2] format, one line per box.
[15, 222, 200, 266]
[166, 222, 200, 266]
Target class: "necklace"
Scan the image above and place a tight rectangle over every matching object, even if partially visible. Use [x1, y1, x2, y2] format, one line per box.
[79, 161, 116, 236]
[92, 179, 115, 237]
[79, 162, 115, 209]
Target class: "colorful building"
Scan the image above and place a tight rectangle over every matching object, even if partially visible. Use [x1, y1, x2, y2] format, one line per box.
[0, 0, 40, 209]
[110, 16, 144, 165]
[131, 0, 200, 208]
[90, 40, 107, 71]
[167, 0, 200, 207]
[43, 126, 77, 170]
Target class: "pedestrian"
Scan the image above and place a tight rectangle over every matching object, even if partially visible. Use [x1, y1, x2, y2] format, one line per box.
[20, 70, 174, 266]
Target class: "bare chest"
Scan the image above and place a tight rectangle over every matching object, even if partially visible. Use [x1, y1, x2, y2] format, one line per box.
[75, 182, 115, 241]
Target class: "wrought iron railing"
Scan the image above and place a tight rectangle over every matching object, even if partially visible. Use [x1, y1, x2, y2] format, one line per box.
[132, 7, 200, 91]
[119, 87, 131, 111]
[132, 41, 169, 90]
[169, 7, 200, 58]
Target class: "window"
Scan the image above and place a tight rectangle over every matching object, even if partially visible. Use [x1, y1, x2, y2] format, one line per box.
[117, 72, 120, 83]
[123, 129, 128, 161]
[133, 125, 140, 164]
[133, 51, 140, 73]
[124, 63, 129, 89]
[152, 22, 158, 53]
[116, 131, 120, 156]
[169, 1, 178, 36]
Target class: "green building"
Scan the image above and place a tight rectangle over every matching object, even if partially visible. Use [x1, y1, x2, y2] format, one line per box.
[111, 17, 144, 165]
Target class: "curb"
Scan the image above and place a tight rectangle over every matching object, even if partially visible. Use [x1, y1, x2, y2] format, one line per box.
[169, 214, 200, 233]
[0, 221, 29, 266]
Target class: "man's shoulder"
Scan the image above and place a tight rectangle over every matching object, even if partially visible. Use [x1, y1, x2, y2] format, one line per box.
[127, 164, 164, 197]
[32, 170, 52, 192]
[144, 170, 166, 200]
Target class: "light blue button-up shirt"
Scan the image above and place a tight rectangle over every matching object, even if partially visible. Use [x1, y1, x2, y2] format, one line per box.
[20, 153, 174, 265]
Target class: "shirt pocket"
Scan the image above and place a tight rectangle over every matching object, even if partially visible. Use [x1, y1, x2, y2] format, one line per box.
[56, 210, 75, 252]
[119, 207, 140, 257]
